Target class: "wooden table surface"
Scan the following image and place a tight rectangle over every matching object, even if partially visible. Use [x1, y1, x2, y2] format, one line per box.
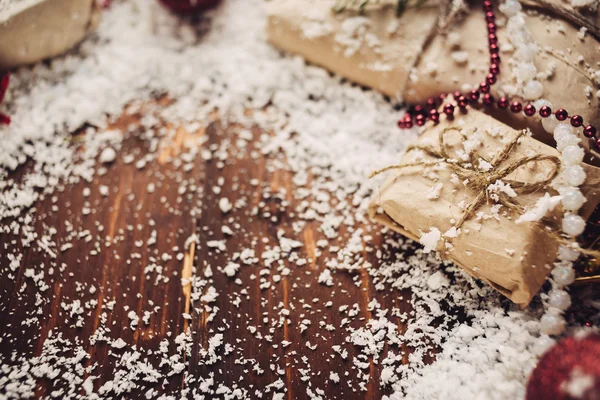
[0, 103, 428, 399]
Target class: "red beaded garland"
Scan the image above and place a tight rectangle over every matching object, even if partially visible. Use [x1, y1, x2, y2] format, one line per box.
[555, 108, 568, 121]
[570, 115, 583, 127]
[524, 104, 536, 117]
[429, 109, 440, 123]
[489, 63, 500, 75]
[539, 105, 552, 118]
[393, 0, 598, 150]
[491, 53, 501, 64]
[584, 125, 597, 138]
[482, 93, 494, 106]
[479, 82, 490, 94]
[469, 90, 480, 102]
[510, 101, 522, 113]
[443, 104, 455, 116]
[497, 97, 509, 109]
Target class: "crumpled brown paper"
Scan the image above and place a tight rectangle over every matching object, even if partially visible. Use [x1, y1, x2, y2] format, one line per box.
[266, 0, 439, 100]
[266, 0, 600, 158]
[0, 0, 101, 70]
[368, 108, 600, 305]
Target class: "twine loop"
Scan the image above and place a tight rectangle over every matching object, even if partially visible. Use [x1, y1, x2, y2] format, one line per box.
[370, 127, 562, 229]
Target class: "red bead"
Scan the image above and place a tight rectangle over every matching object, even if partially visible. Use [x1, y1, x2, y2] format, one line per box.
[426, 97, 436, 108]
[443, 104, 455, 116]
[469, 90, 480, 102]
[483, 1, 493, 11]
[596, 137, 600, 149]
[485, 11, 495, 23]
[397, 120, 405, 129]
[413, 105, 424, 114]
[479, 82, 490, 94]
[491, 53, 501, 64]
[510, 101, 522, 113]
[486, 73, 497, 85]
[584, 125, 597, 138]
[489, 63, 500, 75]
[570, 115, 583, 127]
[438, 93, 447, 102]
[539, 105, 552, 118]
[453, 91, 462, 100]
[482, 93, 494, 106]
[489, 43, 499, 54]
[555, 108, 568, 121]
[524, 104, 536, 116]
[488, 33, 498, 45]
[429, 109, 440, 123]
[487, 23, 496, 34]
[402, 114, 413, 129]
[457, 95, 469, 108]
[415, 114, 426, 126]
[497, 97, 509, 109]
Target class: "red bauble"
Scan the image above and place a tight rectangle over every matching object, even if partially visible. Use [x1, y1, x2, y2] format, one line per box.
[158, 0, 220, 13]
[527, 333, 600, 400]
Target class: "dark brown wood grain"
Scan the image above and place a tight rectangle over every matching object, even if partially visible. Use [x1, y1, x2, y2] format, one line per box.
[0, 106, 418, 399]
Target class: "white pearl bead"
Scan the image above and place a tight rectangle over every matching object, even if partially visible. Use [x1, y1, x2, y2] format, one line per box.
[499, 0, 522, 16]
[552, 263, 576, 286]
[542, 115, 559, 133]
[564, 165, 586, 186]
[557, 245, 580, 262]
[515, 45, 536, 63]
[540, 312, 565, 335]
[523, 80, 544, 100]
[556, 133, 580, 152]
[533, 335, 556, 356]
[562, 213, 585, 236]
[562, 145, 584, 166]
[554, 123, 574, 138]
[548, 289, 571, 310]
[561, 188, 586, 210]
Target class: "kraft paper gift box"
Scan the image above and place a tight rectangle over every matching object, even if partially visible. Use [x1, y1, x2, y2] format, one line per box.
[368, 108, 600, 305]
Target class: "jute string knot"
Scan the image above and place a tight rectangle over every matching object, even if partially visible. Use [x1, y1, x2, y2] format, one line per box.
[370, 127, 562, 229]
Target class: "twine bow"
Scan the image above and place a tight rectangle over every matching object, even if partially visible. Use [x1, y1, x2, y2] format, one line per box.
[370, 127, 562, 229]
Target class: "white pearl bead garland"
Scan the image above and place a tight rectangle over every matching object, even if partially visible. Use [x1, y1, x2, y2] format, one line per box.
[473, 1, 592, 362]
[498, 0, 588, 346]
[547, 289, 572, 310]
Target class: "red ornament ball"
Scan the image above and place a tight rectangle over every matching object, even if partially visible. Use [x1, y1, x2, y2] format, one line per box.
[159, 0, 220, 13]
[527, 333, 600, 400]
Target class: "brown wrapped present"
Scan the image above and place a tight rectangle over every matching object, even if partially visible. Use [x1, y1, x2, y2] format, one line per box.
[266, 0, 600, 158]
[368, 108, 600, 305]
[266, 0, 439, 100]
[0, 0, 101, 70]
